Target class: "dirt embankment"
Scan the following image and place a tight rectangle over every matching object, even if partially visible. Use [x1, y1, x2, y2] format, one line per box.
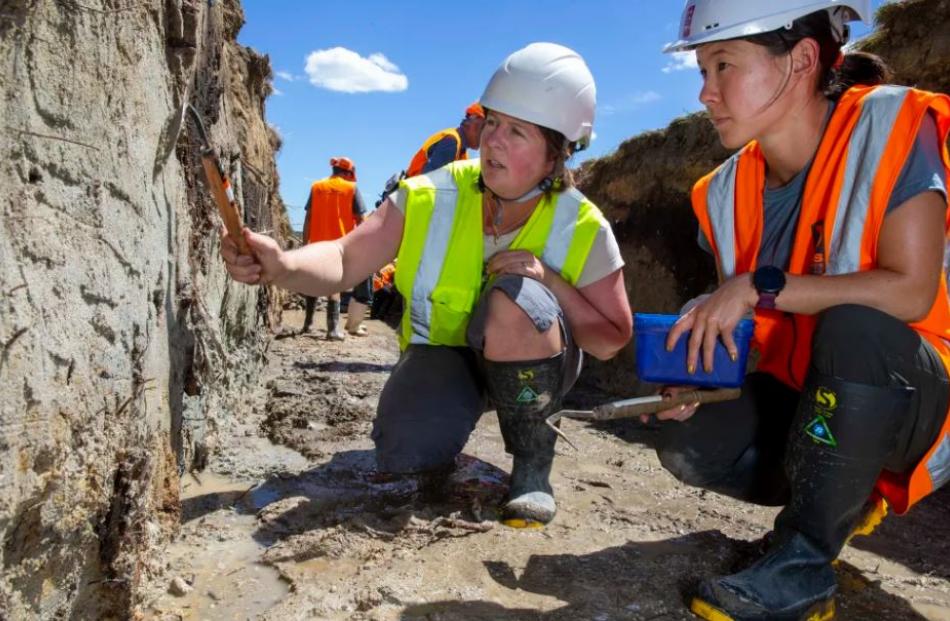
[574, 0, 950, 397]
[859, 0, 950, 94]
[0, 1, 288, 618]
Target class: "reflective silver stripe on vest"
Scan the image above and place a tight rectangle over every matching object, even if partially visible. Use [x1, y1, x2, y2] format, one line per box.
[706, 155, 740, 279]
[541, 188, 584, 270]
[927, 434, 950, 491]
[827, 86, 910, 275]
[409, 167, 457, 345]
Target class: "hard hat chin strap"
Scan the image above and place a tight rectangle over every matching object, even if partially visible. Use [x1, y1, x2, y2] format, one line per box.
[828, 7, 852, 45]
[478, 174, 554, 203]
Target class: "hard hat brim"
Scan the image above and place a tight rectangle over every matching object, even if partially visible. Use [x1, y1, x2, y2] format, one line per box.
[662, 1, 871, 54]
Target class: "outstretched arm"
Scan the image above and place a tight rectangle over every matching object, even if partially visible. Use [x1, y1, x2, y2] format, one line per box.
[221, 198, 405, 296]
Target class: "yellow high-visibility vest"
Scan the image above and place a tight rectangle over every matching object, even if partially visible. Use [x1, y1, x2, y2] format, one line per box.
[394, 159, 606, 350]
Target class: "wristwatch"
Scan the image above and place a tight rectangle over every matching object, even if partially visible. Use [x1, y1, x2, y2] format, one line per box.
[753, 265, 786, 310]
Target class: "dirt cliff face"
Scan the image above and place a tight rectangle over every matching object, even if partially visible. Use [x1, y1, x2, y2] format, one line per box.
[859, 0, 950, 93]
[574, 0, 950, 398]
[0, 1, 288, 618]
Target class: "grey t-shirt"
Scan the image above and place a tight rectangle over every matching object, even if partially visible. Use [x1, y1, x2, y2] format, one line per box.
[392, 187, 624, 288]
[699, 112, 947, 269]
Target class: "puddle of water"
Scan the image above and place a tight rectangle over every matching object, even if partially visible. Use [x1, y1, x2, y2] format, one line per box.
[249, 484, 283, 510]
[163, 536, 288, 621]
[916, 603, 950, 621]
[180, 471, 251, 499]
[149, 472, 290, 620]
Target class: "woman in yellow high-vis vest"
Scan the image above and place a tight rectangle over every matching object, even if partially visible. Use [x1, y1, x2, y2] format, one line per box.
[656, 1, 950, 620]
[220, 43, 633, 528]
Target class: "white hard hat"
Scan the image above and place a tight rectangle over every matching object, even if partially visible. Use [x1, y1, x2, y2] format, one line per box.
[663, 0, 871, 53]
[480, 42, 596, 151]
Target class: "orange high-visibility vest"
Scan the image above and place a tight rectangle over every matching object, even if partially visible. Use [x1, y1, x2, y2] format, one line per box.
[305, 176, 357, 243]
[406, 128, 466, 178]
[692, 85, 950, 514]
[373, 263, 396, 292]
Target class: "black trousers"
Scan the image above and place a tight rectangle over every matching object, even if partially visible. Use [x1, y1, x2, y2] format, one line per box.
[370, 275, 581, 473]
[656, 305, 949, 506]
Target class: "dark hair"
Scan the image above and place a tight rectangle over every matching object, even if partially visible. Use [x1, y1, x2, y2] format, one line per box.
[538, 126, 575, 191]
[745, 10, 892, 101]
[332, 166, 354, 177]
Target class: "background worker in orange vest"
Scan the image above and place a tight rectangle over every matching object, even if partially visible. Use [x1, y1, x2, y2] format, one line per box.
[655, 2, 950, 620]
[406, 102, 485, 177]
[301, 156, 369, 339]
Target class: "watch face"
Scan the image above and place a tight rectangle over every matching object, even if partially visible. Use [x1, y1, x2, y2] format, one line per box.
[755, 266, 786, 294]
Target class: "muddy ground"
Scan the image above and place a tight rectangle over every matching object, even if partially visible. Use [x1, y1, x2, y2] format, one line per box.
[143, 310, 950, 621]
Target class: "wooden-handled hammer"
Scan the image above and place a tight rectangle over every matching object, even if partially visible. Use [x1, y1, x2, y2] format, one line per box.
[186, 105, 252, 256]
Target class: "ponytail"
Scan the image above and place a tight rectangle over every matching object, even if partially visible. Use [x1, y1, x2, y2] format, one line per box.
[826, 51, 892, 100]
[746, 11, 893, 102]
[538, 126, 575, 191]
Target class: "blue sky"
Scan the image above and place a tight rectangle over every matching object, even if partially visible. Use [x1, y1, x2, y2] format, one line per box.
[238, 1, 889, 230]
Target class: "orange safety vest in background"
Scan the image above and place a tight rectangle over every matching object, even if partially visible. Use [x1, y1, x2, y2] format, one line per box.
[692, 85, 950, 514]
[406, 128, 466, 178]
[305, 176, 357, 244]
[373, 263, 396, 292]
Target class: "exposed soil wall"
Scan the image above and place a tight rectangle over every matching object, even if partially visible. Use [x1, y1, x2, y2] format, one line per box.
[574, 0, 950, 399]
[0, 1, 288, 618]
[860, 0, 950, 94]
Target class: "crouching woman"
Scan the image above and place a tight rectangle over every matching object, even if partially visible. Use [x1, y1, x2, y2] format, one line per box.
[221, 43, 632, 527]
[655, 1, 950, 619]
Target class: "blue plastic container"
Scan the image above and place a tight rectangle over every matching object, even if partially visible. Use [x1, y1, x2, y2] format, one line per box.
[634, 313, 754, 388]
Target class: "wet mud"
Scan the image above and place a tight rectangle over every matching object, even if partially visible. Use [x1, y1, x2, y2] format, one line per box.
[144, 311, 950, 621]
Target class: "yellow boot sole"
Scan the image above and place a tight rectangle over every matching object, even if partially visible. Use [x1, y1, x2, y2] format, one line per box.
[689, 596, 835, 621]
[501, 518, 545, 529]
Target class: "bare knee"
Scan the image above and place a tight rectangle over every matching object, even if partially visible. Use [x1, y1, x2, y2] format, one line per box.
[483, 289, 561, 361]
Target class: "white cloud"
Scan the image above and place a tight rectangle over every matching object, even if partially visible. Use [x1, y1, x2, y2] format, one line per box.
[275, 70, 296, 82]
[272, 87, 284, 96]
[662, 51, 698, 74]
[630, 91, 661, 105]
[367, 53, 398, 72]
[304, 47, 408, 94]
[601, 91, 662, 116]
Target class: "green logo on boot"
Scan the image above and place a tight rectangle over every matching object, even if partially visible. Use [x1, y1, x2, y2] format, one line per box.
[805, 415, 837, 447]
[516, 386, 539, 404]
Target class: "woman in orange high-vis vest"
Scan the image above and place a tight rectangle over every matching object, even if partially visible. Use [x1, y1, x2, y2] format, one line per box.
[657, 2, 950, 620]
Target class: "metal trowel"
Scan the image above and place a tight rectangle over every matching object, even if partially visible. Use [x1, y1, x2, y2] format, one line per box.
[546, 388, 742, 449]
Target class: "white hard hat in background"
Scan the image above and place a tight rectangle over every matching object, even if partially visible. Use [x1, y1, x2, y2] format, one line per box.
[663, 0, 871, 53]
[480, 42, 596, 151]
